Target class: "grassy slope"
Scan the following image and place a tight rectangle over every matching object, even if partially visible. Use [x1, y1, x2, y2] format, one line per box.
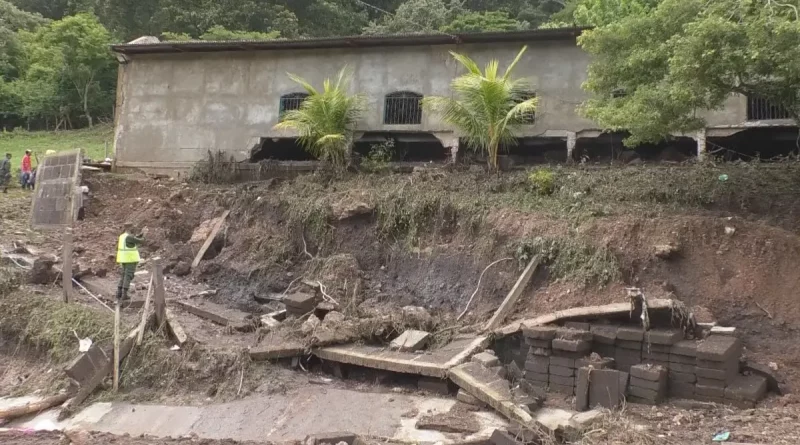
[0, 124, 114, 176]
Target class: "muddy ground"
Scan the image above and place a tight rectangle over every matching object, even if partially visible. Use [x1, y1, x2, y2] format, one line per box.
[4, 164, 800, 442]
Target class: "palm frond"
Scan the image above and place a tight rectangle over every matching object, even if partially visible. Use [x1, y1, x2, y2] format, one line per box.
[287, 73, 318, 95]
[450, 51, 482, 75]
[503, 46, 528, 80]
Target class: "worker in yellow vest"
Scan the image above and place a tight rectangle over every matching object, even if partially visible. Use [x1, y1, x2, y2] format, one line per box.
[116, 223, 144, 301]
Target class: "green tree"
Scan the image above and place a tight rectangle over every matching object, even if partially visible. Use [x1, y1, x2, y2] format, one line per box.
[441, 10, 527, 33]
[97, 0, 165, 40]
[364, 0, 464, 34]
[200, 25, 280, 40]
[579, 0, 800, 146]
[422, 46, 538, 171]
[274, 68, 366, 167]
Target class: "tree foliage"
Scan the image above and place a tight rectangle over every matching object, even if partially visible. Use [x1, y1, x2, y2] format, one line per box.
[274, 68, 366, 167]
[441, 11, 527, 33]
[364, 0, 464, 34]
[579, 0, 800, 146]
[422, 46, 538, 171]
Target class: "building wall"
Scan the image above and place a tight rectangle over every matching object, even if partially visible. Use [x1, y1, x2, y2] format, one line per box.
[113, 39, 753, 170]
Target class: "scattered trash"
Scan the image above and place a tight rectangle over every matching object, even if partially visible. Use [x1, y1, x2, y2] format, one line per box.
[73, 330, 92, 353]
[718, 174, 729, 182]
[769, 362, 779, 371]
[712, 431, 731, 442]
[724, 226, 736, 236]
[170, 345, 181, 351]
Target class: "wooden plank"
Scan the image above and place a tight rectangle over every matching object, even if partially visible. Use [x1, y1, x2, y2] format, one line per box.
[191, 210, 230, 269]
[484, 256, 540, 331]
[0, 393, 72, 421]
[165, 308, 188, 346]
[62, 227, 73, 303]
[494, 298, 679, 338]
[112, 301, 121, 391]
[152, 257, 166, 328]
[172, 300, 250, 331]
[136, 276, 154, 345]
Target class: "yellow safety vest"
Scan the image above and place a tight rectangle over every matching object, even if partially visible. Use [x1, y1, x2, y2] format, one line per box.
[116, 233, 140, 264]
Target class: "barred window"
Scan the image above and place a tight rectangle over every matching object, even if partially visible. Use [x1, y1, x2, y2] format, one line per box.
[279, 93, 309, 116]
[384, 92, 423, 125]
[517, 91, 536, 124]
[747, 95, 792, 121]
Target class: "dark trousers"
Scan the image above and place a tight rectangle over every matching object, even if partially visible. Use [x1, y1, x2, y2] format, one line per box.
[116, 263, 137, 300]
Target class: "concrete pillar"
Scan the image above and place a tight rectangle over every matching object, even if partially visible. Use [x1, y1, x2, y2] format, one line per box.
[433, 133, 460, 164]
[566, 132, 577, 164]
[695, 129, 707, 162]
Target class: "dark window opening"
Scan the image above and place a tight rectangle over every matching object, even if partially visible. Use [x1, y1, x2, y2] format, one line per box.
[494, 137, 567, 168]
[354, 132, 447, 162]
[708, 127, 799, 161]
[573, 133, 695, 164]
[516, 91, 536, 124]
[250, 137, 315, 162]
[747, 96, 792, 121]
[384, 92, 423, 125]
[279, 93, 309, 117]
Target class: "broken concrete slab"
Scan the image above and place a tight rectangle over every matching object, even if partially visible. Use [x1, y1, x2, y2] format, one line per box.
[173, 300, 251, 331]
[743, 361, 782, 394]
[524, 338, 552, 349]
[525, 371, 548, 383]
[249, 341, 305, 361]
[283, 292, 320, 313]
[473, 352, 502, 367]
[616, 339, 643, 350]
[696, 366, 736, 381]
[669, 371, 697, 383]
[457, 389, 486, 407]
[165, 308, 189, 346]
[260, 315, 281, 331]
[724, 375, 768, 402]
[697, 377, 726, 388]
[576, 355, 614, 370]
[630, 377, 667, 392]
[314, 336, 488, 379]
[696, 384, 726, 398]
[550, 356, 576, 368]
[670, 381, 696, 398]
[576, 368, 590, 412]
[390, 330, 431, 352]
[549, 375, 575, 387]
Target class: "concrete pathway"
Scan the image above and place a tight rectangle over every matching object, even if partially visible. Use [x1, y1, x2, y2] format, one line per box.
[3, 387, 507, 443]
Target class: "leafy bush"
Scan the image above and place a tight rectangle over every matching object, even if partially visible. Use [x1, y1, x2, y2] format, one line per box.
[361, 139, 394, 173]
[516, 236, 620, 286]
[528, 168, 556, 195]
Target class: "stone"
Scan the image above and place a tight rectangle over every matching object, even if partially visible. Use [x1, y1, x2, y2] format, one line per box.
[697, 335, 742, 362]
[490, 366, 508, 379]
[525, 357, 549, 373]
[724, 375, 768, 402]
[260, 315, 281, 331]
[552, 339, 591, 353]
[654, 243, 679, 259]
[549, 374, 575, 387]
[284, 292, 319, 313]
[332, 201, 373, 221]
[550, 356, 576, 369]
[457, 389, 486, 407]
[668, 371, 697, 384]
[670, 340, 699, 357]
[576, 355, 615, 370]
[630, 377, 667, 392]
[301, 315, 321, 335]
[556, 328, 593, 342]
[507, 361, 524, 381]
[696, 384, 725, 398]
[473, 352, 501, 367]
[322, 311, 346, 325]
[524, 338, 552, 349]
[418, 377, 450, 395]
[549, 365, 574, 377]
[523, 326, 557, 340]
[390, 329, 431, 352]
[630, 364, 667, 382]
[589, 325, 617, 345]
[172, 261, 191, 277]
[564, 321, 591, 331]
[616, 339, 643, 350]
[644, 329, 683, 345]
[588, 369, 628, 409]
[616, 327, 645, 341]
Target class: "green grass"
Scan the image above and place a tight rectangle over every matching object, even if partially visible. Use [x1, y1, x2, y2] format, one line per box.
[0, 124, 114, 174]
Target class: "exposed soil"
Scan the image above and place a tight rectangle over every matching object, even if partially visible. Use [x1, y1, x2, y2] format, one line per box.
[0, 430, 280, 445]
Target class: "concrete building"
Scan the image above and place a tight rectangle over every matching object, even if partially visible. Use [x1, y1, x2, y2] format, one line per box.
[110, 28, 796, 174]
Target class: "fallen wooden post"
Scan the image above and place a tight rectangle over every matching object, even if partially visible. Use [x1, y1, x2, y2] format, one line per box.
[136, 276, 154, 345]
[113, 300, 121, 391]
[0, 393, 72, 422]
[191, 210, 230, 269]
[484, 256, 540, 331]
[165, 308, 188, 346]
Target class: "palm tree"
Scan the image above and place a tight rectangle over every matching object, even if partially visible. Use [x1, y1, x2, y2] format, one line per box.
[274, 68, 366, 168]
[422, 46, 539, 171]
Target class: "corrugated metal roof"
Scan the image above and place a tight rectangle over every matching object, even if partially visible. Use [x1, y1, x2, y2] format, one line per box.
[111, 28, 589, 55]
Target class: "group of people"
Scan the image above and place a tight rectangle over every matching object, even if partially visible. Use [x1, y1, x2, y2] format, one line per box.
[1, 150, 38, 193]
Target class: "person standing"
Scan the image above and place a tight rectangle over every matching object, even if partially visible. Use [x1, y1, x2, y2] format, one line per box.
[116, 223, 144, 301]
[1, 153, 11, 194]
[20, 150, 33, 190]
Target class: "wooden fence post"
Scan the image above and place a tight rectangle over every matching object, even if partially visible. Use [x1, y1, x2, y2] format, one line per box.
[152, 257, 166, 329]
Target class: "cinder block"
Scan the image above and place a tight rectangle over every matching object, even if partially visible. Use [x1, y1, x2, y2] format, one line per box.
[549, 365, 575, 377]
[697, 357, 739, 372]
[564, 321, 591, 331]
[668, 371, 697, 384]
[669, 381, 696, 397]
[642, 351, 670, 362]
[697, 377, 726, 388]
[552, 339, 591, 353]
[549, 374, 575, 387]
[616, 339, 643, 350]
[697, 335, 742, 362]
[628, 385, 664, 402]
[645, 344, 673, 354]
[696, 366, 736, 382]
[552, 349, 588, 360]
[525, 371, 549, 383]
[668, 362, 696, 374]
[630, 376, 668, 392]
[525, 338, 552, 349]
[550, 356, 576, 369]
[643, 359, 670, 369]
[590, 325, 617, 345]
[669, 354, 697, 365]
[724, 375, 767, 402]
[523, 326, 557, 340]
[556, 328, 593, 342]
[644, 329, 683, 345]
[670, 340, 698, 358]
[529, 347, 552, 357]
[550, 383, 574, 396]
[576, 356, 615, 370]
[525, 357, 549, 374]
[589, 369, 628, 409]
[576, 368, 591, 411]
[630, 364, 667, 381]
[696, 384, 726, 398]
[592, 344, 616, 358]
[616, 326, 645, 341]
[473, 352, 501, 367]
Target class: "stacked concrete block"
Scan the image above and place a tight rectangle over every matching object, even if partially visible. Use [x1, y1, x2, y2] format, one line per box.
[629, 364, 668, 405]
[589, 324, 617, 358]
[668, 340, 698, 398]
[549, 328, 592, 396]
[576, 368, 629, 410]
[642, 329, 683, 368]
[695, 335, 743, 404]
[522, 326, 556, 389]
[614, 326, 644, 372]
[724, 375, 768, 409]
